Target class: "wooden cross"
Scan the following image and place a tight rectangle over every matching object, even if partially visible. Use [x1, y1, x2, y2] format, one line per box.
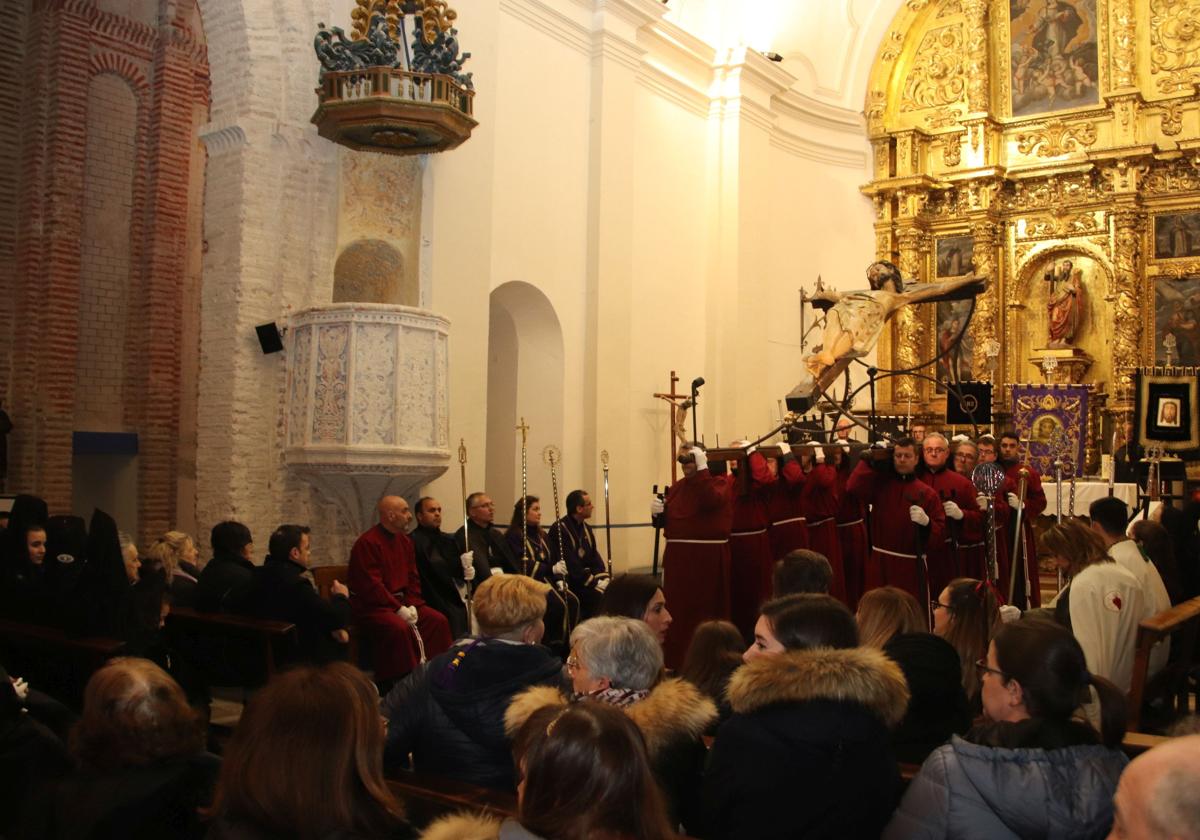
[653, 370, 685, 482]
[516, 416, 529, 445]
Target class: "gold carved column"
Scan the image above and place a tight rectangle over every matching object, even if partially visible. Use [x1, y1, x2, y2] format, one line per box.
[961, 0, 990, 113]
[894, 224, 927, 404]
[1110, 209, 1143, 409]
[969, 218, 999, 379]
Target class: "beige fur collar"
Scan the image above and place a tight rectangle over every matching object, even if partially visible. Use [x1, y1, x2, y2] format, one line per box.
[419, 812, 502, 840]
[504, 678, 717, 757]
[726, 646, 910, 727]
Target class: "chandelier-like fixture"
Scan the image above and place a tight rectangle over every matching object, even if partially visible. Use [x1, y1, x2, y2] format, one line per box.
[311, 0, 477, 155]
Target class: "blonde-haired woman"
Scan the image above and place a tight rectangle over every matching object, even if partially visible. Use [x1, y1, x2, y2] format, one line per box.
[145, 531, 201, 607]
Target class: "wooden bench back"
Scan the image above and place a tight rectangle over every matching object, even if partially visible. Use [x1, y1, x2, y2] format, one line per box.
[1128, 595, 1200, 732]
[0, 618, 124, 706]
[313, 564, 349, 600]
[387, 771, 517, 829]
[165, 606, 297, 688]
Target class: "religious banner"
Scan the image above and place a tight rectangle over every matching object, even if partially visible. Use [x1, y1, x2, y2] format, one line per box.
[1011, 384, 1089, 476]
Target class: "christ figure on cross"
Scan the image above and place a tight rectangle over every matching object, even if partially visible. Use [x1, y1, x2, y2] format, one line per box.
[789, 260, 988, 407]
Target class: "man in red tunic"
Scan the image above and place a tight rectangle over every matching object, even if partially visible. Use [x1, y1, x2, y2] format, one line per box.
[726, 445, 777, 639]
[652, 444, 733, 668]
[918, 432, 984, 594]
[766, 444, 808, 560]
[349, 496, 452, 685]
[832, 443, 868, 609]
[998, 431, 1046, 608]
[847, 439, 946, 615]
[799, 445, 844, 602]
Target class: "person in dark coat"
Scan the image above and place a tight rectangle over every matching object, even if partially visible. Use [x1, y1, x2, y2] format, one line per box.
[455, 492, 519, 574]
[0, 494, 49, 623]
[145, 531, 203, 609]
[412, 496, 487, 640]
[508, 616, 716, 832]
[0, 665, 73, 837]
[702, 594, 909, 840]
[546, 489, 611, 620]
[883, 632, 971, 765]
[243, 524, 351, 664]
[194, 520, 256, 613]
[382, 574, 564, 789]
[18, 657, 218, 840]
[885, 618, 1129, 839]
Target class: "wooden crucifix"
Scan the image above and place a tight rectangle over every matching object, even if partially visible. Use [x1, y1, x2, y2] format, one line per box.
[653, 370, 688, 483]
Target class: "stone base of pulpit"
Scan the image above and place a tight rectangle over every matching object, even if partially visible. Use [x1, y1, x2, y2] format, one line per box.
[1031, 347, 1093, 384]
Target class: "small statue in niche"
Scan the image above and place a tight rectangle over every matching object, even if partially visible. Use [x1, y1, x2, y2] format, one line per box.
[1045, 259, 1084, 348]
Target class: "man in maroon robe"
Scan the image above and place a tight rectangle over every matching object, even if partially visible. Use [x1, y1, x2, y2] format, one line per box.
[998, 431, 1046, 608]
[832, 444, 868, 609]
[918, 432, 984, 594]
[847, 439, 946, 614]
[349, 496, 452, 684]
[766, 444, 808, 560]
[799, 445, 844, 602]
[726, 446, 776, 639]
[652, 444, 733, 668]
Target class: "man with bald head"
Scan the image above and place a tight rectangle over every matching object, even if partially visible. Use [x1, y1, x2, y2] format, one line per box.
[349, 495, 452, 688]
[1108, 734, 1200, 840]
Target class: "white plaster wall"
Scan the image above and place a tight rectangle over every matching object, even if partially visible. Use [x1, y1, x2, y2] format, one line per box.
[193, 0, 903, 569]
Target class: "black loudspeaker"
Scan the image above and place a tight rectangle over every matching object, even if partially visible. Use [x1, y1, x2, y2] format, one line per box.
[255, 322, 285, 355]
[946, 381, 992, 425]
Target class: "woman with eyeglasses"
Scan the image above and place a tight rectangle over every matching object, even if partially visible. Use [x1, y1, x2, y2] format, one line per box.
[506, 616, 714, 833]
[932, 577, 1000, 710]
[885, 617, 1128, 840]
[703, 594, 909, 840]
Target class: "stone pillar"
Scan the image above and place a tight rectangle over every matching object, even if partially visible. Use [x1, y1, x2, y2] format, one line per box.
[1110, 210, 1143, 410]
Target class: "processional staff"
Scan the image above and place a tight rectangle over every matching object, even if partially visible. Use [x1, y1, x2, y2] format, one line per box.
[517, 417, 531, 575]
[1008, 437, 1033, 609]
[544, 444, 568, 594]
[458, 438, 476, 625]
[600, 449, 613, 578]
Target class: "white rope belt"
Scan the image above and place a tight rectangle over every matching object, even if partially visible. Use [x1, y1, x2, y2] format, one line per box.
[807, 517, 835, 527]
[874, 546, 918, 560]
[836, 519, 864, 528]
[958, 542, 984, 549]
[666, 538, 728, 545]
[771, 516, 806, 527]
[731, 528, 768, 537]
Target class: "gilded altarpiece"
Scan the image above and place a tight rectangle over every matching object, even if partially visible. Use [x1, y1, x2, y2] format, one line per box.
[863, 0, 1200, 470]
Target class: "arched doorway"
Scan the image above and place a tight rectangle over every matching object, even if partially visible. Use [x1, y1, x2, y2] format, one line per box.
[486, 282, 565, 513]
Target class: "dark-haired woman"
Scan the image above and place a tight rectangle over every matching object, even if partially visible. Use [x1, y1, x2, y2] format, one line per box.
[601, 573, 673, 646]
[703, 594, 909, 839]
[933, 577, 1000, 711]
[504, 496, 578, 651]
[679, 620, 743, 726]
[885, 618, 1129, 839]
[422, 702, 678, 840]
[209, 661, 414, 840]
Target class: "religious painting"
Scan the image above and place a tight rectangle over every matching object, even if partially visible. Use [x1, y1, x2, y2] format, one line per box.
[1153, 277, 1200, 366]
[1011, 385, 1088, 476]
[935, 299, 975, 391]
[936, 235, 974, 278]
[1009, 0, 1100, 117]
[1153, 213, 1200, 260]
[1136, 373, 1200, 454]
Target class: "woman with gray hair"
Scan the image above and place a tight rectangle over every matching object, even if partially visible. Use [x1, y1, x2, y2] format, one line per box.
[506, 616, 715, 833]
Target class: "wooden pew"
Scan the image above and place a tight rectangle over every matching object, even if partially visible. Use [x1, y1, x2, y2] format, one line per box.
[311, 563, 363, 667]
[164, 606, 297, 688]
[387, 771, 517, 829]
[0, 618, 124, 705]
[1128, 595, 1200, 732]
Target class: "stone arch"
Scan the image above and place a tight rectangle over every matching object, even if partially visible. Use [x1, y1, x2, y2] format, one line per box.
[485, 282, 565, 509]
[333, 238, 415, 305]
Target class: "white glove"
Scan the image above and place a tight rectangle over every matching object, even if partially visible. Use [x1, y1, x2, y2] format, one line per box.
[398, 605, 418, 625]
[691, 447, 708, 471]
[1006, 492, 1023, 511]
[943, 500, 964, 520]
[595, 577, 610, 593]
[650, 495, 665, 516]
[874, 440, 890, 448]
[460, 551, 476, 582]
[999, 604, 1022, 624]
[490, 567, 506, 576]
[951, 433, 970, 444]
[909, 505, 930, 526]
[812, 446, 825, 464]
[552, 560, 568, 577]
[976, 493, 990, 510]
[10, 677, 28, 701]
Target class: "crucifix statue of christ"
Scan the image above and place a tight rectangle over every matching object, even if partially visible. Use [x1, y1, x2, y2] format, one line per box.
[789, 260, 988, 407]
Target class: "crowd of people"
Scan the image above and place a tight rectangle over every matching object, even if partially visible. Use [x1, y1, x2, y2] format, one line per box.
[1, 423, 1199, 838]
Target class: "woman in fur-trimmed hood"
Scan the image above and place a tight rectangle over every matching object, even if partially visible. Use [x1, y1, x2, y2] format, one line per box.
[506, 617, 716, 833]
[701, 594, 910, 840]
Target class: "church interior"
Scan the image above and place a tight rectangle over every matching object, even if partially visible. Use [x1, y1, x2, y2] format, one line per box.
[2, 1, 1200, 837]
